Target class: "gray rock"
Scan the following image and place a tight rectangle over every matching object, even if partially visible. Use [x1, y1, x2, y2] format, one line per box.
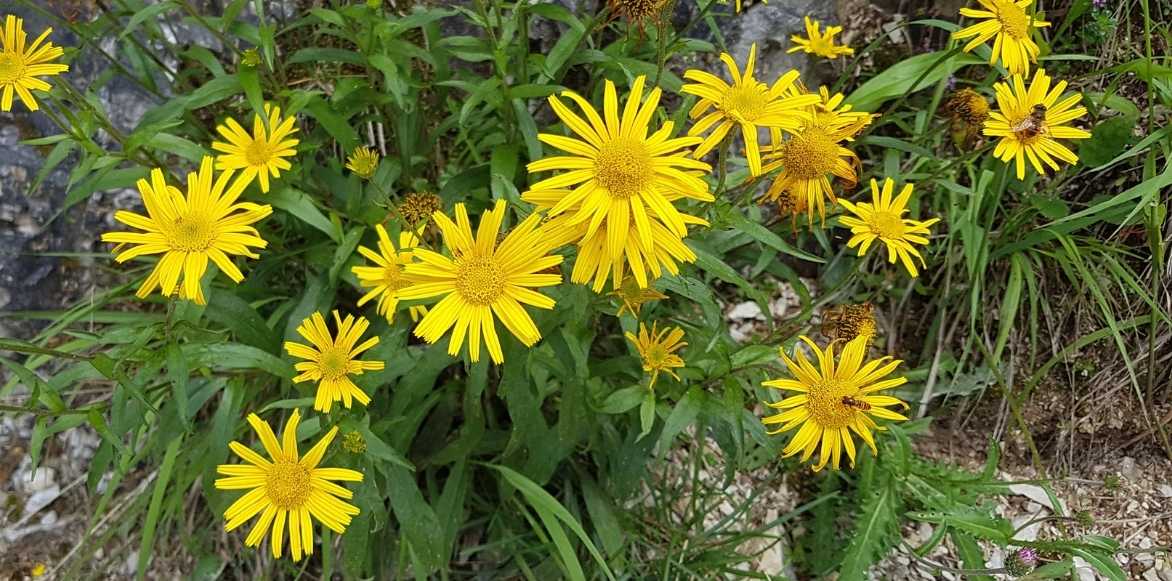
[724, 0, 834, 87]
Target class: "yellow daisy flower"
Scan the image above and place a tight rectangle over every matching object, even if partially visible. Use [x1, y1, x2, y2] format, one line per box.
[787, 17, 855, 60]
[400, 201, 563, 364]
[212, 103, 300, 194]
[763, 335, 908, 471]
[0, 15, 69, 112]
[610, 276, 668, 317]
[524, 76, 713, 266]
[682, 44, 818, 176]
[346, 146, 380, 179]
[101, 157, 271, 304]
[837, 178, 940, 278]
[802, 86, 875, 138]
[760, 101, 863, 224]
[984, 69, 1089, 180]
[215, 410, 363, 561]
[559, 208, 704, 291]
[352, 224, 426, 323]
[285, 311, 385, 413]
[625, 321, 686, 389]
[953, 0, 1049, 76]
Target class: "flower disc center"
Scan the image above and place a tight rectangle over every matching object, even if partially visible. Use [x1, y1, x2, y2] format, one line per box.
[318, 348, 350, 380]
[780, 128, 839, 180]
[245, 138, 274, 166]
[168, 215, 216, 252]
[997, 3, 1031, 39]
[265, 461, 312, 509]
[722, 82, 769, 122]
[381, 264, 406, 292]
[456, 256, 505, 305]
[595, 138, 652, 199]
[0, 53, 25, 83]
[806, 380, 860, 429]
[868, 211, 907, 239]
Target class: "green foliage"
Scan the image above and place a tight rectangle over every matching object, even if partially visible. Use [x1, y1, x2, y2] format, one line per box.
[2, 0, 1166, 578]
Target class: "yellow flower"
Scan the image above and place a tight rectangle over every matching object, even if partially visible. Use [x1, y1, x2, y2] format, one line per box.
[787, 17, 854, 60]
[346, 146, 380, 179]
[524, 76, 713, 273]
[0, 15, 68, 112]
[30, 563, 46, 577]
[285, 311, 386, 413]
[682, 44, 818, 175]
[212, 103, 299, 194]
[625, 322, 686, 389]
[352, 224, 426, 323]
[821, 303, 877, 346]
[760, 96, 863, 224]
[557, 208, 703, 291]
[838, 178, 940, 278]
[101, 157, 271, 304]
[763, 336, 908, 471]
[984, 69, 1089, 180]
[215, 410, 363, 561]
[400, 201, 563, 364]
[610, 276, 668, 317]
[801, 86, 875, 138]
[398, 192, 443, 227]
[953, 0, 1048, 76]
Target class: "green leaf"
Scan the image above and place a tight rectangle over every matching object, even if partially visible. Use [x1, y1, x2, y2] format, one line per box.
[205, 289, 279, 352]
[656, 387, 703, 454]
[288, 47, 366, 66]
[356, 424, 414, 470]
[542, 22, 585, 80]
[638, 389, 655, 439]
[597, 386, 645, 414]
[182, 343, 294, 378]
[1066, 547, 1126, 581]
[122, 1, 177, 39]
[839, 479, 898, 580]
[147, 133, 207, 162]
[305, 96, 360, 151]
[846, 51, 982, 112]
[725, 211, 825, 263]
[270, 187, 341, 242]
[950, 532, 993, 581]
[237, 66, 267, 132]
[385, 465, 446, 573]
[66, 166, 151, 212]
[1078, 116, 1134, 168]
[580, 476, 623, 557]
[489, 464, 617, 581]
[165, 345, 190, 427]
[136, 436, 183, 581]
[909, 511, 1013, 544]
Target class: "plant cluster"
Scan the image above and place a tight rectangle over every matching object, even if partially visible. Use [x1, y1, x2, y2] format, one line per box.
[2, 0, 1167, 578]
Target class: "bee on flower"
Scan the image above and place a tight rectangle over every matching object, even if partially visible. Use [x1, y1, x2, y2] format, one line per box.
[762, 336, 909, 471]
[984, 69, 1089, 179]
